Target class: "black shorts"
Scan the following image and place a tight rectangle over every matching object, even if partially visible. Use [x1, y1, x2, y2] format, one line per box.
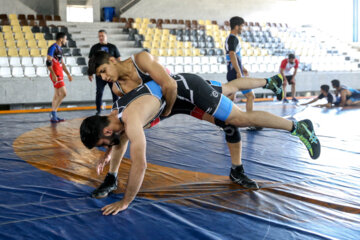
[166, 73, 233, 121]
[285, 75, 295, 84]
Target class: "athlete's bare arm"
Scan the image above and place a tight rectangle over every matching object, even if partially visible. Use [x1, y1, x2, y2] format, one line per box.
[61, 62, 72, 82]
[340, 90, 348, 107]
[46, 55, 57, 82]
[101, 95, 161, 215]
[134, 52, 177, 117]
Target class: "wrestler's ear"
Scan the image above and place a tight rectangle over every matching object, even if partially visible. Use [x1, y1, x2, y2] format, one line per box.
[103, 127, 113, 136]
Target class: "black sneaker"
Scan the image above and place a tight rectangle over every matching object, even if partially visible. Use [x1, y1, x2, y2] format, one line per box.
[264, 74, 284, 101]
[229, 165, 259, 189]
[91, 173, 118, 199]
[291, 119, 321, 159]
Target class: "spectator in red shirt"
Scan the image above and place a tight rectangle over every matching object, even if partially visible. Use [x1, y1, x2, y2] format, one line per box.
[280, 54, 299, 103]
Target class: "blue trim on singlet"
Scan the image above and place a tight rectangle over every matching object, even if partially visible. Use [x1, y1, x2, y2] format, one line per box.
[348, 87, 360, 102]
[209, 80, 222, 87]
[145, 81, 162, 100]
[213, 95, 233, 121]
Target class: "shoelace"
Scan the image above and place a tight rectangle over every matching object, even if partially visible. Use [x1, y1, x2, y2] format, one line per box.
[302, 124, 318, 144]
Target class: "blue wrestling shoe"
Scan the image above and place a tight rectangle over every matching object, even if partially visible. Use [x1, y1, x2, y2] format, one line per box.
[56, 116, 65, 122]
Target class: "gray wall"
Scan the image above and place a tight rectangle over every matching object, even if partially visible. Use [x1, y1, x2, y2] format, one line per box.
[0, 0, 37, 15]
[100, 0, 129, 20]
[18, 0, 57, 15]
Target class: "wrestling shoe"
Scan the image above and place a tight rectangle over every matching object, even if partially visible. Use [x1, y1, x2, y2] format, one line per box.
[50, 113, 59, 123]
[283, 98, 289, 103]
[291, 119, 321, 159]
[292, 97, 299, 103]
[92, 173, 118, 199]
[56, 116, 65, 122]
[264, 74, 284, 101]
[230, 165, 259, 189]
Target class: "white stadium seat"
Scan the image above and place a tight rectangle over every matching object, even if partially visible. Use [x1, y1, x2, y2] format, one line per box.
[36, 67, 48, 77]
[21, 57, 33, 67]
[183, 64, 193, 73]
[33, 57, 44, 67]
[210, 64, 219, 73]
[166, 57, 175, 65]
[0, 67, 12, 77]
[65, 57, 77, 66]
[24, 67, 36, 77]
[219, 64, 227, 73]
[165, 65, 175, 74]
[174, 65, 184, 74]
[0, 57, 9, 67]
[192, 56, 201, 65]
[184, 56, 192, 65]
[157, 56, 166, 65]
[175, 56, 184, 65]
[10, 57, 21, 67]
[71, 66, 83, 76]
[200, 57, 210, 65]
[193, 64, 201, 73]
[201, 64, 210, 73]
[12, 67, 24, 77]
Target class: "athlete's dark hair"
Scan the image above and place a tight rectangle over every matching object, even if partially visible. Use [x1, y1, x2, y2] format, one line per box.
[98, 29, 107, 34]
[320, 84, 330, 92]
[331, 79, 340, 88]
[56, 32, 66, 40]
[80, 115, 110, 149]
[230, 16, 245, 30]
[288, 53, 295, 59]
[88, 51, 112, 75]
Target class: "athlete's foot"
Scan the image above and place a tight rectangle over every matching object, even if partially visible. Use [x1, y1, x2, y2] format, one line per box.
[56, 116, 65, 122]
[230, 165, 259, 189]
[292, 97, 299, 103]
[91, 173, 118, 199]
[283, 98, 289, 103]
[50, 117, 59, 123]
[264, 74, 284, 101]
[95, 111, 101, 116]
[246, 126, 263, 131]
[291, 119, 321, 159]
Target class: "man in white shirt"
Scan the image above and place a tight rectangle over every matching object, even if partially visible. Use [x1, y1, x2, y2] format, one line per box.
[280, 54, 299, 103]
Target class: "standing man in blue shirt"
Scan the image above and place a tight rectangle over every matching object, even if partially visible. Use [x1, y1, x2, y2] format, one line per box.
[88, 30, 121, 115]
[225, 17, 255, 112]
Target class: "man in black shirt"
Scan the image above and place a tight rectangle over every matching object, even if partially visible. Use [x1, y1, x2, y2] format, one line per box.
[301, 85, 334, 108]
[89, 29, 121, 115]
[225, 17, 254, 111]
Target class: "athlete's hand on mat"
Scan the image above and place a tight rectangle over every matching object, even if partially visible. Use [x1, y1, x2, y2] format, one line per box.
[68, 74, 73, 82]
[236, 72, 242, 79]
[102, 200, 129, 215]
[88, 75, 93, 82]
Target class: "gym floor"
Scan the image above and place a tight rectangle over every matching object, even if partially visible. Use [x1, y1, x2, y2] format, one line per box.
[0, 102, 359, 240]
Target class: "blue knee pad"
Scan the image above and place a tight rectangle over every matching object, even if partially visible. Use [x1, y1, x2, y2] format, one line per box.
[213, 95, 233, 121]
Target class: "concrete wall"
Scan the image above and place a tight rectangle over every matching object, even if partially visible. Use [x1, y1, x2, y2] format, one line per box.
[18, 0, 57, 15]
[1, 72, 360, 106]
[0, 0, 37, 15]
[100, 0, 129, 20]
